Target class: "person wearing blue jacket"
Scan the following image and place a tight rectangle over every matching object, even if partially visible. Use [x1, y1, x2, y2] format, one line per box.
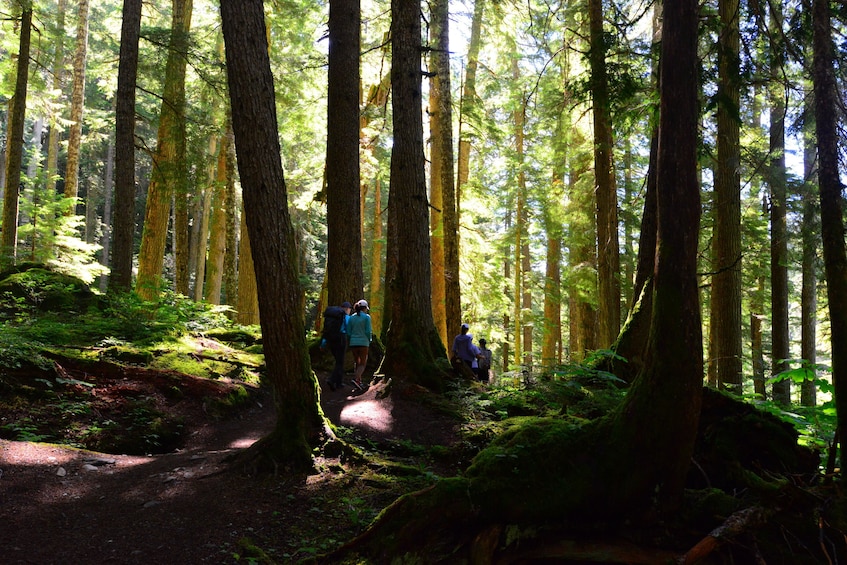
[452, 323, 479, 371]
[346, 299, 373, 390]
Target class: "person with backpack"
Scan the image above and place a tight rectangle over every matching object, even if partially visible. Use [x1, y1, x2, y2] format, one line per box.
[321, 301, 352, 391]
[346, 299, 373, 390]
[477, 338, 493, 383]
[452, 323, 479, 372]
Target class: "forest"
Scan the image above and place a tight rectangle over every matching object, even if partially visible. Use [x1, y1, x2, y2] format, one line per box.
[2, 0, 847, 562]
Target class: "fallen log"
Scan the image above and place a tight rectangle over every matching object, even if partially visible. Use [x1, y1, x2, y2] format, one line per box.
[680, 506, 769, 565]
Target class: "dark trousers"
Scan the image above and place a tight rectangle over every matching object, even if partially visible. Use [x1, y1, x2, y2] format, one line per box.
[328, 334, 347, 386]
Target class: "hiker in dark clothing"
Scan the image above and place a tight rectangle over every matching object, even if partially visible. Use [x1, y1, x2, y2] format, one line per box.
[452, 323, 479, 371]
[322, 301, 352, 390]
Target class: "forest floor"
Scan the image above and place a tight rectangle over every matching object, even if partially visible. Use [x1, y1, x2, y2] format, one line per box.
[0, 363, 467, 564]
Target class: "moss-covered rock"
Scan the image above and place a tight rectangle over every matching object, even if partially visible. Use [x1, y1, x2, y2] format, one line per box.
[0, 264, 95, 314]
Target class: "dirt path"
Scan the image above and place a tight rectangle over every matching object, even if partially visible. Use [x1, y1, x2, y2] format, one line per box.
[0, 373, 462, 564]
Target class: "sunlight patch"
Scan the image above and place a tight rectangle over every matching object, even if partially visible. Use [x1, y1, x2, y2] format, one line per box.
[339, 400, 393, 434]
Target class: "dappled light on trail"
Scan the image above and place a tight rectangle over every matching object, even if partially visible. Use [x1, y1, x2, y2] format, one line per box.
[340, 398, 394, 434]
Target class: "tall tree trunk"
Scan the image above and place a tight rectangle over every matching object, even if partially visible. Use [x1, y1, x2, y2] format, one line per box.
[566, 131, 597, 362]
[608, 132, 657, 382]
[800, 79, 818, 407]
[712, 0, 743, 393]
[588, 0, 621, 348]
[811, 0, 847, 469]
[326, 0, 363, 307]
[379, 0, 446, 385]
[512, 57, 526, 367]
[620, 0, 703, 510]
[751, 194, 768, 397]
[223, 125, 238, 310]
[369, 178, 384, 335]
[46, 0, 67, 197]
[429, 0, 451, 346]
[110, 0, 142, 292]
[64, 0, 90, 215]
[451, 0, 482, 340]
[236, 207, 259, 325]
[541, 214, 562, 370]
[220, 0, 330, 472]
[503, 212, 512, 370]
[99, 125, 115, 292]
[1, 4, 33, 268]
[193, 136, 218, 301]
[173, 186, 190, 295]
[768, 1, 790, 405]
[85, 178, 99, 244]
[136, 0, 193, 300]
[204, 134, 229, 305]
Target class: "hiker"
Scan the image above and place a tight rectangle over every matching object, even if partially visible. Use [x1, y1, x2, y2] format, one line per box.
[346, 299, 373, 390]
[321, 301, 352, 391]
[451, 323, 479, 372]
[477, 338, 492, 383]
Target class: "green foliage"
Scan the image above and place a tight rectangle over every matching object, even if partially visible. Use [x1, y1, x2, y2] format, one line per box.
[0, 331, 50, 371]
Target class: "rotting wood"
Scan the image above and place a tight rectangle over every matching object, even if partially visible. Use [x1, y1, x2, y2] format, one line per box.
[680, 506, 769, 565]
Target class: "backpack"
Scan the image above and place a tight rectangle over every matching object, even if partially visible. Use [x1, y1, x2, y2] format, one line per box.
[322, 306, 345, 339]
[478, 350, 491, 372]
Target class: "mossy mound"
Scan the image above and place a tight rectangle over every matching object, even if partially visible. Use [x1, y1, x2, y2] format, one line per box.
[0, 263, 96, 314]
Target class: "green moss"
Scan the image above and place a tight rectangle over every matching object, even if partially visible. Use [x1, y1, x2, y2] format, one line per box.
[100, 345, 155, 365]
[0, 265, 94, 314]
[204, 384, 250, 417]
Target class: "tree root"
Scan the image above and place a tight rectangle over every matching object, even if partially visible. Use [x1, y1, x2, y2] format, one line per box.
[680, 506, 770, 565]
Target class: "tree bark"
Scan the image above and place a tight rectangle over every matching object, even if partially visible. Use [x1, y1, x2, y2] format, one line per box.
[811, 0, 847, 473]
[223, 124, 238, 310]
[326, 0, 363, 307]
[2, 4, 33, 268]
[712, 0, 743, 393]
[368, 178, 384, 335]
[63, 0, 90, 214]
[110, 0, 142, 292]
[220, 0, 330, 472]
[46, 0, 67, 198]
[99, 124, 115, 292]
[512, 56, 527, 367]
[453, 0, 483, 340]
[800, 78, 818, 407]
[588, 0, 621, 349]
[236, 207, 259, 325]
[428, 0, 447, 346]
[566, 131, 597, 362]
[204, 133, 229, 305]
[379, 0, 447, 385]
[136, 0, 192, 300]
[768, 1, 790, 405]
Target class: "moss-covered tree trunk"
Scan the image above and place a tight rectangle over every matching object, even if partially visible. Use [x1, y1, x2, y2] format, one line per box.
[203, 132, 229, 305]
[236, 209, 259, 325]
[136, 0, 192, 301]
[221, 0, 331, 472]
[2, 4, 32, 268]
[378, 0, 447, 387]
[63, 0, 90, 213]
